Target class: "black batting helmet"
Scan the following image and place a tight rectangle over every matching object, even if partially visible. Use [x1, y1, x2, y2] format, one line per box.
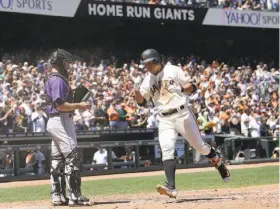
[48, 48, 74, 78]
[141, 49, 160, 64]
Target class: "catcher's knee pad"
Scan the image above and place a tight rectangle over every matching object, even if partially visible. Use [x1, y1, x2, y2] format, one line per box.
[51, 155, 65, 174]
[65, 147, 80, 173]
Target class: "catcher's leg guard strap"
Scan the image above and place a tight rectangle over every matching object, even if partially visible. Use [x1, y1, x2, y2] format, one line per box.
[50, 154, 66, 195]
[65, 148, 82, 200]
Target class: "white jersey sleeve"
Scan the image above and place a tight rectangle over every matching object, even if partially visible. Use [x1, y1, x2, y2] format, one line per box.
[176, 67, 190, 86]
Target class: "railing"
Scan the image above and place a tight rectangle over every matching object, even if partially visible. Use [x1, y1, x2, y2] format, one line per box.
[0, 128, 156, 143]
[0, 135, 216, 180]
[0, 134, 278, 182]
[223, 136, 279, 160]
[0, 138, 190, 177]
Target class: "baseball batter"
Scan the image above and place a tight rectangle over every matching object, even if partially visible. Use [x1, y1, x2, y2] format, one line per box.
[44, 49, 91, 206]
[134, 49, 231, 198]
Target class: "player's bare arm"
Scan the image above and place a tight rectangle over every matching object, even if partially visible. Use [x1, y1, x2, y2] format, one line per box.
[56, 102, 91, 112]
[181, 82, 197, 94]
[175, 67, 197, 94]
[133, 76, 147, 106]
[133, 76, 144, 105]
[135, 91, 146, 106]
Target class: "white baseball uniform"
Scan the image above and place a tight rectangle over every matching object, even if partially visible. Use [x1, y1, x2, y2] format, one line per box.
[140, 64, 211, 161]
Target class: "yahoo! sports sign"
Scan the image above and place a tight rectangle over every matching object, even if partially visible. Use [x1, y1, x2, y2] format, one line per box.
[203, 8, 279, 29]
[0, 0, 52, 10]
[0, 0, 81, 17]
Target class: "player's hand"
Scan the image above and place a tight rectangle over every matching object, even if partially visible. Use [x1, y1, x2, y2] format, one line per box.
[78, 102, 91, 110]
[133, 76, 142, 91]
[168, 85, 182, 94]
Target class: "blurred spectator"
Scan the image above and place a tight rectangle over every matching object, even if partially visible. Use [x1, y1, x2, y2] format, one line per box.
[118, 103, 128, 129]
[16, 107, 29, 133]
[141, 147, 154, 167]
[93, 100, 107, 130]
[31, 102, 47, 133]
[25, 150, 39, 174]
[274, 125, 280, 137]
[97, 0, 279, 10]
[92, 146, 117, 170]
[37, 150, 46, 175]
[81, 109, 95, 131]
[0, 49, 277, 137]
[120, 146, 134, 162]
[5, 152, 13, 170]
[249, 113, 261, 137]
[107, 102, 120, 129]
[241, 109, 250, 137]
[260, 117, 272, 136]
[132, 112, 148, 128]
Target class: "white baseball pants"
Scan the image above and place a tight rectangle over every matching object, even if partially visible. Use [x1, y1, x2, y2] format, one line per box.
[157, 106, 211, 161]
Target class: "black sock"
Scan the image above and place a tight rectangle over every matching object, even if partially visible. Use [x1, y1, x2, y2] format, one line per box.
[162, 160, 176, 189]
[205, 147, 217, 159]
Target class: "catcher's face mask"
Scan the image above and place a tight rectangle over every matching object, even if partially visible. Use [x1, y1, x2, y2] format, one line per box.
[49, 49, 74, 78]
[64, 59, 74, 75]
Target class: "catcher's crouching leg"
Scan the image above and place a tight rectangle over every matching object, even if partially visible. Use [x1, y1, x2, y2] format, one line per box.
[65, 148, 91, 206]
[50, 154, 68, 206]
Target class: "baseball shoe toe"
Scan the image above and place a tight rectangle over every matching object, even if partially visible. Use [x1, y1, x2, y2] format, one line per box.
[52, 193, 68, 206]
[68, 196, 92, 207]
[210, 157, 231, 183]
[156, 184, 177, 198]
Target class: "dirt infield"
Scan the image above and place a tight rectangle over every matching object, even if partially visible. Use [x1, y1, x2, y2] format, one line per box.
[0, 162, 279, 209]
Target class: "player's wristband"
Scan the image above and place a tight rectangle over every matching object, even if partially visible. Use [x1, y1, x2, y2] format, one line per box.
[181, 86, 184, 93]
[137, 98, 147, 107]
[190, 83, 197, 93]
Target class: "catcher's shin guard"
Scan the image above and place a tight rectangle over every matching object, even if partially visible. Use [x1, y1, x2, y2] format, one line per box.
[65, 148, 82, 200]
[50, 155, 68, 205]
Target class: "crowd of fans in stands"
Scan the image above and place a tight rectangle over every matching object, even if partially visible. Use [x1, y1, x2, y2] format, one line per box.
[100, 0, 279, 11]
[0, 50, 278, 140]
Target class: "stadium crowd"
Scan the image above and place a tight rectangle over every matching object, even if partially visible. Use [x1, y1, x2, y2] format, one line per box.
[0, 49, 278, 140]
[100, 0, 279, 11]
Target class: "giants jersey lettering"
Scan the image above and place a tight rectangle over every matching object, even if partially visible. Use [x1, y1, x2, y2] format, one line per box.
[140, 64, 190, 111]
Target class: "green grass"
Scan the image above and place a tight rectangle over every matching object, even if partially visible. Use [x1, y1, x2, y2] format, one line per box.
[0, 165, 278, 203]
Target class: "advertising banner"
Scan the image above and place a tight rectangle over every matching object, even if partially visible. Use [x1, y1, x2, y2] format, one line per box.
[0, 1, 278, 29]
[203, 8, 279, 29]
[0, 0, 81, 17]
[78, 1, 208, 23]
